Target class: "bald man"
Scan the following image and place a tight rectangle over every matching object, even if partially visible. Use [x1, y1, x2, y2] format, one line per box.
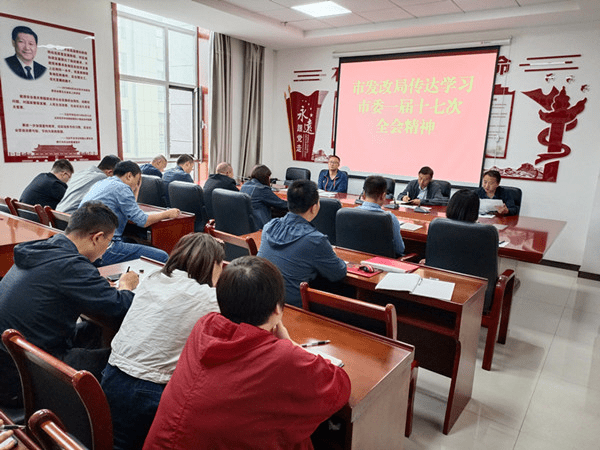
[203, 162, 238, 219]
[140, 155, 168, 178]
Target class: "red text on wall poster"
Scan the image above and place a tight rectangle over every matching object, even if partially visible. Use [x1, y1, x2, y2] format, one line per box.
[0, 13, 100, 163]
[285, 87, 328, 162]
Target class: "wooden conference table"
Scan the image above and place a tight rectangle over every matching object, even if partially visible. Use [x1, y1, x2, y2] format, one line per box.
[241, 233, 487, 435]
[97, 258, 415, 450]
[0, 212, 59, 277]
[134, 204, 195, 254]
[274, 189, 565, 263]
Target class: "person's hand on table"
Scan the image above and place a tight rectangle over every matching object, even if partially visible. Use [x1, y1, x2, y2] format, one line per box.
[402, 195, 410, 203]
[409, 198, 421, 205]
[496, 204, 509, 215]
[166, 208, 180, 219]
[118, 271, 139, 291]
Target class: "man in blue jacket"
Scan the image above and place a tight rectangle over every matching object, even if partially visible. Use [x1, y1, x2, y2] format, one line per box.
[162, 154, 194, 205]
[0, 202, 139, 408]
[258, 180, 346, 307]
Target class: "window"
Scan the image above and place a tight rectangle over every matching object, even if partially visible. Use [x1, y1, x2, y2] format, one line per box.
[114, 4, 207, 161]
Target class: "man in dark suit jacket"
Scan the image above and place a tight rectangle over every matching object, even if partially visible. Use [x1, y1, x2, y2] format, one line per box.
[397, 166, 446, 205]
[5, 26, 46, 80]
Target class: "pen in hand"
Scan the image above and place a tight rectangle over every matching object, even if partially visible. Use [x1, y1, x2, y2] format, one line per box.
[301, 340, 330, 348]
[0, 425, 25, 430]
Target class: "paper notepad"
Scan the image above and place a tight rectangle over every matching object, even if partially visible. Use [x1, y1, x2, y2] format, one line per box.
[400, 222, 423, 231]
[304, 348, 344, 367]
[375, 273, 455, 301]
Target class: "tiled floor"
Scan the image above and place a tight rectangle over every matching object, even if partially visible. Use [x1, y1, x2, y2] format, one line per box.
[404, 260, 600, 449]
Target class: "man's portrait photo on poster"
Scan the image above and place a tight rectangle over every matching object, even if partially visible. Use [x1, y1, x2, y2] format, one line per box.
[5, 25, 46, 80]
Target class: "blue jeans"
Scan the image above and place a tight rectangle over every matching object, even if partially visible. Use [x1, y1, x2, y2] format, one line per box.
[101, 364, 165, 450]
[97, 240, 168, 266]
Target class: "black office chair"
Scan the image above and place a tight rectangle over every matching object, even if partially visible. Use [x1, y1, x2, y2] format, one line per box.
[168, 181, 208, 232]
[501, 186, 522, 215]
[284, 167, 311, 186]
[435, 180, 452, 199]
[383, 177, 395, 199]
[335, 208, 396, 257]
[212, 189, 258, 260]
[426, 218, 515, 371]
[312, 198, 342, 245]
[138, 175, 167, 208]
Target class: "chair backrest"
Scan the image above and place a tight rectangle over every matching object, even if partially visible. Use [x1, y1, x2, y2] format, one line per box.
[2, 329, 113, 450]
[168, 181, 207, 232]
[383, 177, 395, 199]
[44, 207, 70, 231]
[300, 282, 397, 339]
[284, 167, 311, 185]
[138, 175, 167, 208]
[12, 201, 49, 225]
[212, 189, 257, 235]
[434, 180, 452, 198]
[336, 208, 396, 257]
[1, 196, 17, 215]
[29, 409, 87, 450]
[204, 222, 257, 260]
[426, 218, 498, 312]
[311, 198, 342, 245]
[501, 186, 522, 211]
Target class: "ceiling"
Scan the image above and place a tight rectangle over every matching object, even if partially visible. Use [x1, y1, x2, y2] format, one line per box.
[190, 0, 600, 49]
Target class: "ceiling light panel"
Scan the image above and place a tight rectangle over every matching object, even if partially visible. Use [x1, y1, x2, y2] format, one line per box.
[292, 1, 352, 18]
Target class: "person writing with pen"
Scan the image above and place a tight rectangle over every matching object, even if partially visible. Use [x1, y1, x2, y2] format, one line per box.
[144, 256, 350, 450]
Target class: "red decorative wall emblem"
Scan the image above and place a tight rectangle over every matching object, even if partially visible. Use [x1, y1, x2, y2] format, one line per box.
[498, 85, 587, 182]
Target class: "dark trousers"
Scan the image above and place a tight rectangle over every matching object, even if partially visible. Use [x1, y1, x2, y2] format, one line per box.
[101, 364, 165, 450]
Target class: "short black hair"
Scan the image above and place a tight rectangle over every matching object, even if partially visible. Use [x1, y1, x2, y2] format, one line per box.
[483, 169, 501, 183]
[363, 175, 387, 198]
[113, 160, 141, 177]
[250, 164, 272, 186]
[12, 26, 38, 44]
[329, 155, 340, 162]
[176, 154, 194, 166]
[97, 155, 121, 171]
[162, 233, 225, 286]
[216, 256, 285, 327]
[287, 180, 319, 214]
[65, 202, 118, 237]
[446, 189, 479, 223]
[51, 159, 74, 174]
[419, 166, 434, 177]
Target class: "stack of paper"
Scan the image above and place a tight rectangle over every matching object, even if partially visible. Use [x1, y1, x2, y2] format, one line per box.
[375, 273, 455, 301]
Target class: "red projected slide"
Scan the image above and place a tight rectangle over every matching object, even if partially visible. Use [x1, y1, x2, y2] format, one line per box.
[335, 48, 499, 185]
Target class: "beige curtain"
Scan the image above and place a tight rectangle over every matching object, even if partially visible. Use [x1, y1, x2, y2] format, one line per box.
[209, 33, 232, 173]
[239, 41, 264, 177]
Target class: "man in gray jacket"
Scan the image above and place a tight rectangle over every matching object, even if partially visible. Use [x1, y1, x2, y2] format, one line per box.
[258, 180, 346, 307]
[56, 155, 120, 213]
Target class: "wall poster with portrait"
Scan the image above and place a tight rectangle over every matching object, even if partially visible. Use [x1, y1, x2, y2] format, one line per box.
[0, 13, 100, 163]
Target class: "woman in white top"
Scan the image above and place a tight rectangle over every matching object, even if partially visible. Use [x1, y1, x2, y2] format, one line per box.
[100, 232, 225, 450]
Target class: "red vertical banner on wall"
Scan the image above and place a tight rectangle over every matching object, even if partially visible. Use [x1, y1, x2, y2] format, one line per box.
[285, 87, 328, 162]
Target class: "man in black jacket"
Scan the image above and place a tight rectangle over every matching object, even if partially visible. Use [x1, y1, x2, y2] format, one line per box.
[0, 202, 139, 408]
[203, 162, 239, 219]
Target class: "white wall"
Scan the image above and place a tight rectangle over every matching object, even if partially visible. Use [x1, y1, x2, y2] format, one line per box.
[265, 24, 600, 267]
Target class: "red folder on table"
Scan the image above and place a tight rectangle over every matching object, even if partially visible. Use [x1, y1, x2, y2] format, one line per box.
[359, 257, 419, 274]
